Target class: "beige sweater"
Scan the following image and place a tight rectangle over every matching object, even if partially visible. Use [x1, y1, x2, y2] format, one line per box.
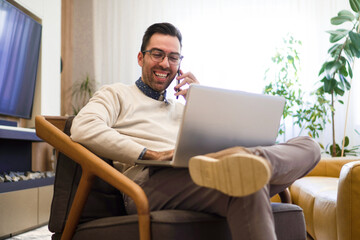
[70, 83, 184, 165]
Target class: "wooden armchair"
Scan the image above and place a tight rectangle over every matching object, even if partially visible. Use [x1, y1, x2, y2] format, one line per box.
[36, 115, 149, 239]
[35, 115, 306, 240]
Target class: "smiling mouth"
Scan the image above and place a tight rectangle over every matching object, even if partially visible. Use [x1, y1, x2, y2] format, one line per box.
[154, 71, 169, 79]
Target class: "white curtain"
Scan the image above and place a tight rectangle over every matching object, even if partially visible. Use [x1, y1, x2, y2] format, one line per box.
[92, 0, 360, 148]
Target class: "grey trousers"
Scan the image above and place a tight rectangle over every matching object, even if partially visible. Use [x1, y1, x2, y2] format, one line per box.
[124, 136, 321, 240]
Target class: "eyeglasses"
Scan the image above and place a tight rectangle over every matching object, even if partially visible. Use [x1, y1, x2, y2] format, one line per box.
[142, 48, 183, 66]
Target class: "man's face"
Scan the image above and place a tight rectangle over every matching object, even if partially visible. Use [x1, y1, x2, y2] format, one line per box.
[138, 33, 181, 92]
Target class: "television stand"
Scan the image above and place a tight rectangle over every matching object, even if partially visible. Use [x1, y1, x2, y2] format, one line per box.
[0, 126, 54, 238]
[0, 119, 17, 127]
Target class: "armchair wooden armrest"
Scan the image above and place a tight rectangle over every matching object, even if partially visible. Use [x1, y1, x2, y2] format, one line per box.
[35, 116, 150, 240]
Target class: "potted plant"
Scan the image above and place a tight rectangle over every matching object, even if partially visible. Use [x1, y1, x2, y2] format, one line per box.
[315, 0, 360, 156]
[72, 74, 96, 115]
[264, 35, 330, 143]
[264, 0, 360, 157]
[263, 35, 304, 142]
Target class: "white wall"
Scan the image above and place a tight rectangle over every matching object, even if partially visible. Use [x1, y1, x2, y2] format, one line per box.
[14, 0, 61, 126]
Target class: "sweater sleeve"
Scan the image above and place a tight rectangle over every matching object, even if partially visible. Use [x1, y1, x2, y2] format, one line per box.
[70, 85, 145, 165]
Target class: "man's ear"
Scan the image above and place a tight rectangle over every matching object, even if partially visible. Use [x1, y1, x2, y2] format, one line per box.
[137, 51, 144, 67]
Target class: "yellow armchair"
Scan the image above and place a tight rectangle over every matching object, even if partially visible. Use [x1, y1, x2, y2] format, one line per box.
[290, 157, 360, 240]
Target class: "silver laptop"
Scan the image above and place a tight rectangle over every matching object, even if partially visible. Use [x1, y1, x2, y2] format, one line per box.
[135, 84, 285, 168]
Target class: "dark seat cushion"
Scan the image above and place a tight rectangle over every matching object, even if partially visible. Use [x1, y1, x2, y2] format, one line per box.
[73, 210, 231, 240]
[52, 203, 306, 240]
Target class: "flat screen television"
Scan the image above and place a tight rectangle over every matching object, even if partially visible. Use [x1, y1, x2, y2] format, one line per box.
[0, 0, 42, 119]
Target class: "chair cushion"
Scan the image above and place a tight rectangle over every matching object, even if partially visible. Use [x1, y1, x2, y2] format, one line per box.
[290, 176, 338, 240]
[52, 203, 305, 240]
[72, 210, 231, 240]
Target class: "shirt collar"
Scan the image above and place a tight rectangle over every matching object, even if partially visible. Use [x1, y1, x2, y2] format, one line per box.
[136, 78, 167, 102]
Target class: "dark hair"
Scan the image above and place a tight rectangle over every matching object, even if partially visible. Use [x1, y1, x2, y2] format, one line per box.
[140, 22, 182, 52]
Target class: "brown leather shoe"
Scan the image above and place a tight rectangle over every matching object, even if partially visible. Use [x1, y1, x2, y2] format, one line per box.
[189, 152, 271, 197]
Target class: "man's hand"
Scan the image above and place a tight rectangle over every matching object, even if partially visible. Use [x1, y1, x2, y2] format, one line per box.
[143, 149, 174, 161]
[174, 70, 199, 99]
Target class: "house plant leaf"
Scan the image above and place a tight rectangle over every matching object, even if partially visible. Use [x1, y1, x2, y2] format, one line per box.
[325, 60, 342, 78]
[327, 29, 350, 43]
[331, 10, 355, 25]
[349, 42, 360, 57]
[328, 43, 343, 57]
[343, 136, 350, 147]
[323, 78, 337, 93]
[338, 10, 356, 18]
[349, 31, 360, 49]
[350, 0, 360, 12]
[334, 85, 345, 96]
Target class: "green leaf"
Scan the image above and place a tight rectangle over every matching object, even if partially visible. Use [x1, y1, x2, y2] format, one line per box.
[327, 29, 350, 43]
[339, 10, 355, 18]
[331, 10, 355, 25]
[345, 80, 351, 90]
[343, 136, 350, 147]
[328, 43, 342, 56]
[339, 55, 347, 64]
[349, 31, 360, 50]
[319, 62, 328, 76]
[350, 0, 360, 12]
[334, 85, 345, 96]
[340, 74, 351, 90]
[340, 65, 348, 77]
[338, 99, 344, 104]
[339, 10, 356, 22]
[338, 77, 345, 90]
[349, 43, 360, 57]
[323, 78, 337, 93]
[331, 16, 351, 25]
[344, 42, 355, 59]
[325, 60, 342, 78]
[347, 61, 354, 78]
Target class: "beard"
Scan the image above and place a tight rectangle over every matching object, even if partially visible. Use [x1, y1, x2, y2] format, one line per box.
[141, 62, 176, 92]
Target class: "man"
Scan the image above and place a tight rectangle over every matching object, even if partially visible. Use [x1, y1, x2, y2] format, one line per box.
[71, 22, 320, 239]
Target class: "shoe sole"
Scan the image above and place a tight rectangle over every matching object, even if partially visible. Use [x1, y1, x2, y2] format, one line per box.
[188, 153, 271, 197]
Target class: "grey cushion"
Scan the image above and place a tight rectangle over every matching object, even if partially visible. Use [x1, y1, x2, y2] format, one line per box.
[52, 204, 306, 240]
[73, 210, 231, 240]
